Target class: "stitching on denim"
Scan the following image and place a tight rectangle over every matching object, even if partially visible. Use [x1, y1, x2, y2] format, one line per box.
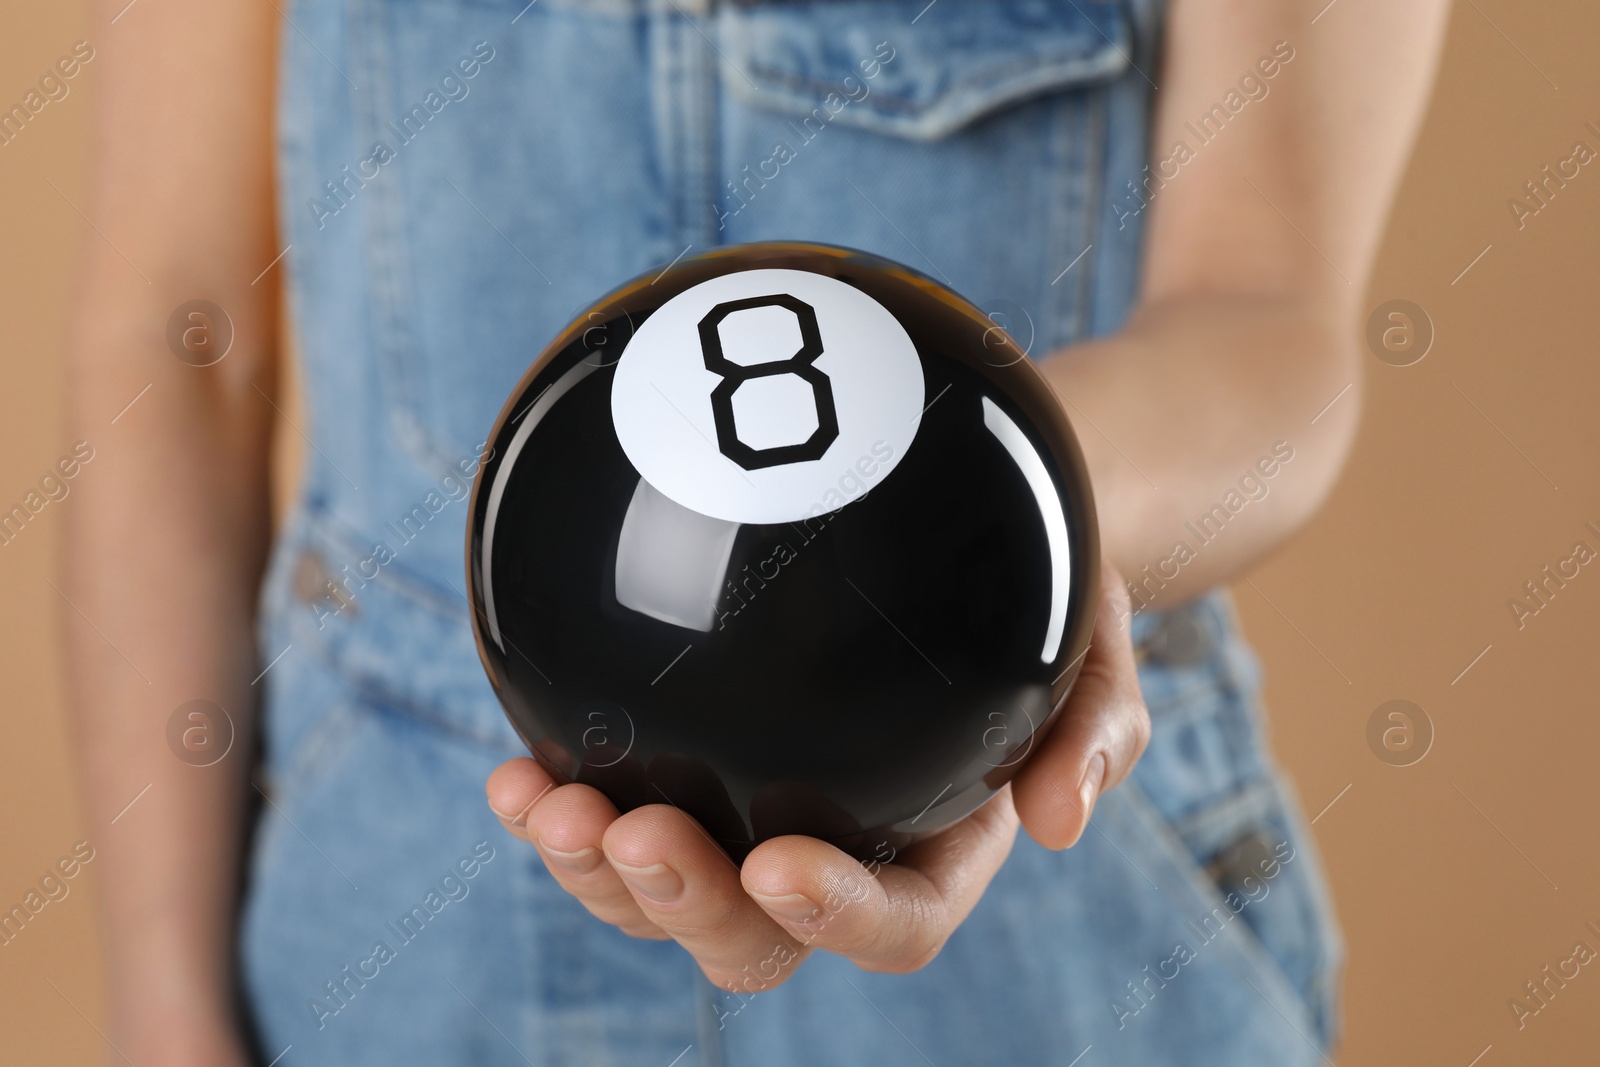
[286, 627, 518, 752]
[690, 9, 722, 246]
[1141, 675, 1230, 720]
[668, 15, 686, 244]
[1071, 62, 1105, 342]
[296, 500, 473, 620]
[743, 46, 1125, 121]
[355, 0, 476, 475]
[1107, 781, 1326, 1042]
[1040, 62, 1076, 352]
[1170, 778, 1279, 842]
[261, 698, 364, 811]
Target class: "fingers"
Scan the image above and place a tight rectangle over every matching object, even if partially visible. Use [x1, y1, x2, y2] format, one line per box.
[485, 757, 556, 843]
[489, 763, 820, 985]
[486, 758, 665, 940]
[1012, 561, 1152, 850]
[602, 805, 811, 991]
[742, 787, 1020, 974]
[487, 593, 1126, 987]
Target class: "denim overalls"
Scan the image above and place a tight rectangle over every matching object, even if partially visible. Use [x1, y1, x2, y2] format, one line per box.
[243, 0, 1343, 1062]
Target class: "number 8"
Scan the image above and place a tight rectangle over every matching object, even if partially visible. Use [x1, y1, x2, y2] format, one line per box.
[699, 295, 840, 470]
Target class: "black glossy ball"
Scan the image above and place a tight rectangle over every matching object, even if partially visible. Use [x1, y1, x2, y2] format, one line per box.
[467, 243, 1097, 860]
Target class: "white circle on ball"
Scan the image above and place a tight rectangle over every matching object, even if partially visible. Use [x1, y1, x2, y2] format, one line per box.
[611, 268, 925, 525]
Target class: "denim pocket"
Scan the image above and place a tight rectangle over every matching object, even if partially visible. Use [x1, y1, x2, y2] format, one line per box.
[714, 1, 1140, 357]
[721, 0, 1133, 141]
[1128, 595, 1344, 1047]
[259, 508, 523, 757]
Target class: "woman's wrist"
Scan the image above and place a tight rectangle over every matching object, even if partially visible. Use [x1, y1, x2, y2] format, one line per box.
[105, 939, 243, 1062]
[120, 1016, 250, 1067]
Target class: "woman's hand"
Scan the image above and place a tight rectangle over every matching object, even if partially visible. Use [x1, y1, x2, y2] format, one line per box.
[486, 560, 1148, 992]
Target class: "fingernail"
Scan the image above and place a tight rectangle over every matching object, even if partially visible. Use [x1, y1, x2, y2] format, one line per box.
[610, 859, 684, 905]
[538, 841, 602, 875]
[749, 892, 822, 925]
[490, 800, 533, 828]
[1076, 752, 1108, 838]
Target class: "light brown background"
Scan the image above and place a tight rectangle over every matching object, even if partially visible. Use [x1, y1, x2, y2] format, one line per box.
[3, 2, 1598, 1063]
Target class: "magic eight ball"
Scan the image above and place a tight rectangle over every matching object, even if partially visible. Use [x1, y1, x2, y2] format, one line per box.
[466, 243, 1098, 860]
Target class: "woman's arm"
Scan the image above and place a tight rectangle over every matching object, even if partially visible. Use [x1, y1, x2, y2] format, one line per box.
[65, 1, 279, 1059]
[1044, 0, 1453, 608]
